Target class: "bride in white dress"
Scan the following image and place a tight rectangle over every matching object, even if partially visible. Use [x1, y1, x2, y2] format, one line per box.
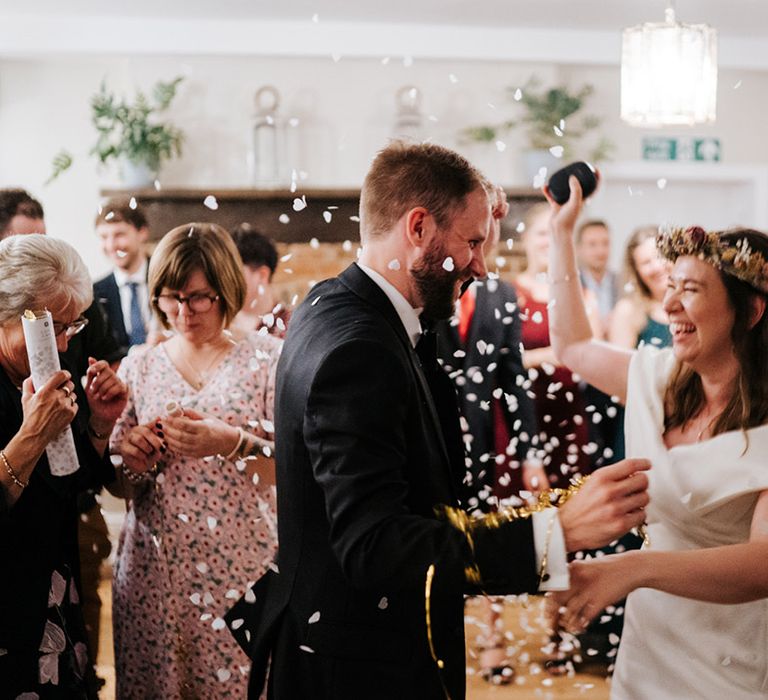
[544, 175, 768, 699]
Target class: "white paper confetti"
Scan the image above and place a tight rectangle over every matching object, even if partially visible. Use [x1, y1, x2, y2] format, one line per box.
[203, 195, 219, 210]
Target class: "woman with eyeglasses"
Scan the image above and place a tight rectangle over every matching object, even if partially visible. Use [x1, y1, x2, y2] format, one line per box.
[0, 234, 128, 699]
[110, 222, 281, 698]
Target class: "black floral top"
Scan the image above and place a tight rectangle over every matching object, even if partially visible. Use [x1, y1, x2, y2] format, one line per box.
[0, 364, 115, 699]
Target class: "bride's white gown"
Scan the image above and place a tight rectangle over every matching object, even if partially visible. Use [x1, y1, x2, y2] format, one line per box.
[611, 346, 768, 699]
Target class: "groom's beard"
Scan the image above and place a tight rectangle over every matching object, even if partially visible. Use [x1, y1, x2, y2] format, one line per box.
[411, 239, 471, 324]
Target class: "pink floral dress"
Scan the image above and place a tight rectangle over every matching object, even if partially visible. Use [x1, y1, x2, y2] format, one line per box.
[110, 332, 281, 699]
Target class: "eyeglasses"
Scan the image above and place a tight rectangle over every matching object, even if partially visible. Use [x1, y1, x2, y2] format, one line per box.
[52, 315, 89, 339]
[154, 292, 220, 314]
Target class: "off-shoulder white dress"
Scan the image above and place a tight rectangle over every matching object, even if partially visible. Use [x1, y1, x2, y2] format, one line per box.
[612, 346, 768, 699]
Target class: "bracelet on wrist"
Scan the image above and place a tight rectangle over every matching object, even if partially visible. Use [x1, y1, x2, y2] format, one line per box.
[225, 428, 247, 461]
[1, 449, 28, 489]
[122, 462, 158, 484]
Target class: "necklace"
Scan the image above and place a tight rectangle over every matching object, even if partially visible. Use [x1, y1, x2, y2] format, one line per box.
[176, 336, 233, 390]
[695, 411, 719, 442]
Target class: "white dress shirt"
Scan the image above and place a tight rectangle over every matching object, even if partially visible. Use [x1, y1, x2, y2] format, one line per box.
[357, 263, 568, 590]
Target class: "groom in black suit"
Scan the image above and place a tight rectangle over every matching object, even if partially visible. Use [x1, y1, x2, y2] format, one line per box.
[235, 142, 651, 699]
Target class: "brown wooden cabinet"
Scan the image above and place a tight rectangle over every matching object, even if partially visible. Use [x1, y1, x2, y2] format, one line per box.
[100, 187, 543, 303]
[99, 187, 544, 244]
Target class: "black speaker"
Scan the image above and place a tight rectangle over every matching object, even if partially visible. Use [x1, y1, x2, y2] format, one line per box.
[547, 161, 598, 204]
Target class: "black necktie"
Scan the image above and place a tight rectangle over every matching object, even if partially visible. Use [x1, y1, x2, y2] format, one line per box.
[415, 328, 466, 486]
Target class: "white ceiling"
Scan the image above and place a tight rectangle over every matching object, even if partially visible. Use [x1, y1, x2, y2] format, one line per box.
[2, 0, 766, 66]
[6, 0, 768, 36]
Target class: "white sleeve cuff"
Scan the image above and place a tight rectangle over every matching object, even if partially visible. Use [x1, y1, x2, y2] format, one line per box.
[532, 509, 569, 591]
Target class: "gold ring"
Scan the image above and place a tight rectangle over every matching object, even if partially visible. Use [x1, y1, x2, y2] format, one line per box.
[62, 386, 71, 397]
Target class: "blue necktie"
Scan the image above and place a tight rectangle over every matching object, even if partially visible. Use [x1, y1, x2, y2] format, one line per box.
[127, 281, 147, 345]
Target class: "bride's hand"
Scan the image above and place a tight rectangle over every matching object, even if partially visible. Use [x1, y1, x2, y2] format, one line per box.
[554, 551, 642, 633]
[543, 172, 600, 237]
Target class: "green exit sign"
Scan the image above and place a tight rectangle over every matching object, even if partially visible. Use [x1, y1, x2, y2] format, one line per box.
[642, 137, 721, 162]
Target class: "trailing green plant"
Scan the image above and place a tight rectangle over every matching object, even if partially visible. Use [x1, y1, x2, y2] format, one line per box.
[48, 76, 184, 182]
[462, 77, 613, 162]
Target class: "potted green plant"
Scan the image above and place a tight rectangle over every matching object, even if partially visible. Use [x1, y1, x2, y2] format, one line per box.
[49, 76, 185, 187]
[463, 78, 613, 182]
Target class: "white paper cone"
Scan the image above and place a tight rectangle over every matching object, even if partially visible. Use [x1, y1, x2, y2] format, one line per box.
[22, 310, 79, 476]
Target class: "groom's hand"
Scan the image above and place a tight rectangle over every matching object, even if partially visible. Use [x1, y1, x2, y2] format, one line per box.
[558, 459, 650, 552]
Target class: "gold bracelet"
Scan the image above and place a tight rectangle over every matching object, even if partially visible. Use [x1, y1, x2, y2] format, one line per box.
[1, 449, 28, 489]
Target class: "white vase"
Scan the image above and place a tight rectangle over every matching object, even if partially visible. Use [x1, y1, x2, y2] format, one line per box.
[119, 158, 155, 189]
[522, 149, 562, 188]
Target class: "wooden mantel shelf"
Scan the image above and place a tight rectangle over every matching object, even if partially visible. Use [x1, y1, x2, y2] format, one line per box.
[100, 187, 543, 243]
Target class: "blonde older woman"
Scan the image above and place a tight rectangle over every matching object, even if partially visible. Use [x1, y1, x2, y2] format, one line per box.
[0, 234, 127, 699]
[547, 177, 768, 699]
[111, 223, 281, 699]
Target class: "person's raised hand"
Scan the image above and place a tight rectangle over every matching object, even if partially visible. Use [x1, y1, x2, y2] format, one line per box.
[558, 458, 650, 552]
[20, 370, 78, 447]
[85, 357, 128, 429]
[543, 171, 601, 237]
[554, 551, 642, 634]
[119, 419, 166, 474]
[161, 407, 240, 459]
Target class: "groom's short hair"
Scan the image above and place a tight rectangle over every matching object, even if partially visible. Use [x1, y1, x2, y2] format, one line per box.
[360, 140, 484, 241]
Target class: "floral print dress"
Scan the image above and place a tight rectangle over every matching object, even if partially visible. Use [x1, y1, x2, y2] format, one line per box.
[110, 332, 281, 699]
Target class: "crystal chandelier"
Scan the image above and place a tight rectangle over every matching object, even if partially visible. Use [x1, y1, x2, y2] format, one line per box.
[621, 4, 718, 127]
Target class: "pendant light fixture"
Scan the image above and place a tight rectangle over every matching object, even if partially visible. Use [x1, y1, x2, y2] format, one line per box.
[621, 2, 717, 127]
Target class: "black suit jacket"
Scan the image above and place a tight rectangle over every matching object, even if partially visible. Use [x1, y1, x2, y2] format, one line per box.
[435, 279, 537, 503]
[93, 272, 129, 352]
[232, 264, 538, 700]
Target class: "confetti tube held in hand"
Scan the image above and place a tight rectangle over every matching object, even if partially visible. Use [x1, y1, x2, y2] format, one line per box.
[22, 309, 79, 476]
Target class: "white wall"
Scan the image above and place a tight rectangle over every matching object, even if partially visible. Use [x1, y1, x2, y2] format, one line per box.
[1, 53, 767, 276]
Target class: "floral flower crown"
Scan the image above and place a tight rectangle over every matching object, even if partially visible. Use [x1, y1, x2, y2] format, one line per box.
[656, 225, 768, 294]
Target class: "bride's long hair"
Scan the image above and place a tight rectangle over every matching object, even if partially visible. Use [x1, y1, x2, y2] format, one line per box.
[664, 229, 768, 439]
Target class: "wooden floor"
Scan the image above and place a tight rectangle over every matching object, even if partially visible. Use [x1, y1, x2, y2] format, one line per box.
[96, 580, 610, 699]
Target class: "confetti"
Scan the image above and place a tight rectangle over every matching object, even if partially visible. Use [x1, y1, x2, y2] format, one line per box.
[212, 617, 226, 630]
[323, 210, 332, 223]
[388, 258, 401, 271]
[308, 611, 321, 624]
[378, 597, 389, 610]
[203, 195, 218, 210]
[442, 256, 455, 272]
[216, 668, 232, 682]
[293, 196, 307, 212]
